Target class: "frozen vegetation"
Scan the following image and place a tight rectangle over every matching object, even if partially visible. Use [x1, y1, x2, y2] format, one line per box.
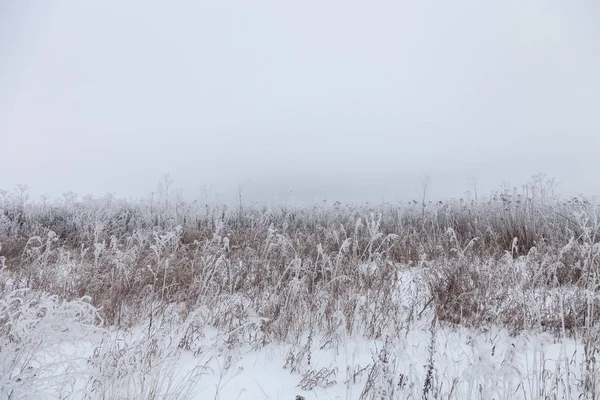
[0, 176, 599, 399]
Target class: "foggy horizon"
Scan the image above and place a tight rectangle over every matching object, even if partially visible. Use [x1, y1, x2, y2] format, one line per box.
[2, 1, 599, 204]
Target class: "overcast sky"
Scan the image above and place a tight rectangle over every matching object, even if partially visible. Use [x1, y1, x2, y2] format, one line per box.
[1, 0, 599, 204]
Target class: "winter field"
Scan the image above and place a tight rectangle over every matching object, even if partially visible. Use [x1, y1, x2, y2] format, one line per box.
[1, 177, 599, 400]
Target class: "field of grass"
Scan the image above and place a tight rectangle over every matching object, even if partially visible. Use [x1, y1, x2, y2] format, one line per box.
[1, 176, 599, 399]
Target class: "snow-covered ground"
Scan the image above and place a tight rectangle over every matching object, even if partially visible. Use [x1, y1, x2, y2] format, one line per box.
[2, 271, 597, 400]
[1, 315, 592, 400]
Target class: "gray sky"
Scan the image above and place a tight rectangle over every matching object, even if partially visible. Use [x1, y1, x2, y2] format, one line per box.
[1, 0, 599, 204]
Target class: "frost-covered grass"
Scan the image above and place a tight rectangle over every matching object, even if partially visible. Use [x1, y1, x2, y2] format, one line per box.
[0, 176, 599, 399]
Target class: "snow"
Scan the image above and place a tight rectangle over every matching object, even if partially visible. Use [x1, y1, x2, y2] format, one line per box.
[1, 281, 596, 399]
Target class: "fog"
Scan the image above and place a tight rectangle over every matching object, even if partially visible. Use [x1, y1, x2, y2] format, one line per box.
[1, 0, 599, 204]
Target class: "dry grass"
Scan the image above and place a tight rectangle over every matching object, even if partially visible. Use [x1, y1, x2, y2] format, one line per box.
[1, 178, 598, 339]
[1, 177, 600, 398]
